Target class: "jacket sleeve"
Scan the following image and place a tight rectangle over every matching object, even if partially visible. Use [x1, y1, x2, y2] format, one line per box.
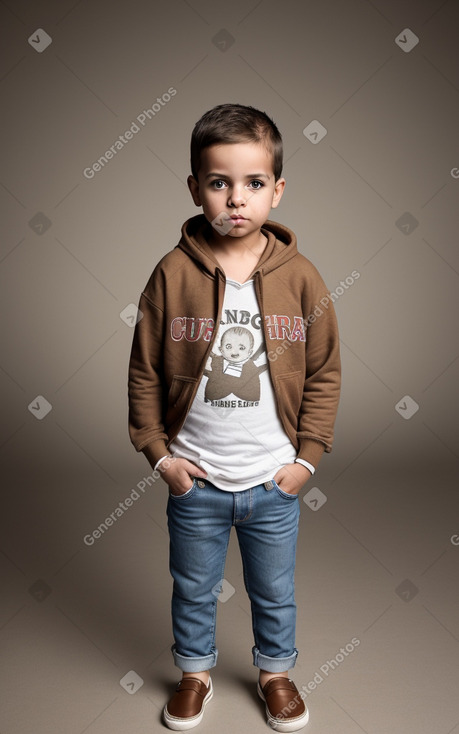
[127, 282, 170, 468]
[297, 271, 341, 468]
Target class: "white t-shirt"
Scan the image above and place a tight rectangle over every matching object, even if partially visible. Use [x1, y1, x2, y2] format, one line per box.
[168, 278, 297, 491]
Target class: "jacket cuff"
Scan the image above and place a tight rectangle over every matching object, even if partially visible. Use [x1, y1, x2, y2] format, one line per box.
[140, 439, 171, 468]
[297, 438, 326, 468]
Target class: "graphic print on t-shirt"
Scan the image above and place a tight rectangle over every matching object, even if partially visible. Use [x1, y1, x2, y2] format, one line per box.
[167, 278, 301, 489]
[203, 326, 268, 404]
[169, 278, 306, 418]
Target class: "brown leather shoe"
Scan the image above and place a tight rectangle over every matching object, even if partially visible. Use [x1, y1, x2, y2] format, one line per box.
[163, 677, 213, 730]
[257, 677, 309, 731]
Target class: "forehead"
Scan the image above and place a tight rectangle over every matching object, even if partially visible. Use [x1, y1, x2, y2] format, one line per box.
[200, 141, 274, 176]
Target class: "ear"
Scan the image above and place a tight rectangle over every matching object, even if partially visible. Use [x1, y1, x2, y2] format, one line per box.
[187, 175, 201, 207]
[271, 177, 286, 209]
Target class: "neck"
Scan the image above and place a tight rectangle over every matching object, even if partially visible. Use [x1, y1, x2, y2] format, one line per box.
[209, 230, 267, 258]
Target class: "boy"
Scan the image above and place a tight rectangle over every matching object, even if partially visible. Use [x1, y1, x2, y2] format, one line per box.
[128, 104, 341, 731]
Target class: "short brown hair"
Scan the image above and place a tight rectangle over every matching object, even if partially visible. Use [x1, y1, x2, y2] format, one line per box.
[190, 103, 283, 182]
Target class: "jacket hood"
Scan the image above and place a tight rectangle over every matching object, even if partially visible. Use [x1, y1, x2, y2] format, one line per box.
[177, 214, 299, 277]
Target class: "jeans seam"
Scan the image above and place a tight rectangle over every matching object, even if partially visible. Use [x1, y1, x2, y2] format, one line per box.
[241, 487, 253, 522]
[233, 487, 253, 524]
[208, 531, 230, 654]
[240, 535, 261, 652]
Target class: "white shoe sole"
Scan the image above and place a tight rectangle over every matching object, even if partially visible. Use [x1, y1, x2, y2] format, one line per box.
[257, 682, 309, 732]
[163, 677, 213, 731]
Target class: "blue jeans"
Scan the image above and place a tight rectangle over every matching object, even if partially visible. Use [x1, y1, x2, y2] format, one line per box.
[166, 477, 300, 673]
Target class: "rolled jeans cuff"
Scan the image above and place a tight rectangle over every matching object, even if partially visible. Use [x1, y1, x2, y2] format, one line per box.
[171, 644, 218, 672]
[252, 646, 298, 672]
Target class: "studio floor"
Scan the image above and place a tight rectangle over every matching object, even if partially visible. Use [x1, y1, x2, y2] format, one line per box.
[1, 457, 458, 734]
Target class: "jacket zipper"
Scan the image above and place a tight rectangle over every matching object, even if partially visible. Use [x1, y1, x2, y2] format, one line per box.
[254, 269, 291, 441]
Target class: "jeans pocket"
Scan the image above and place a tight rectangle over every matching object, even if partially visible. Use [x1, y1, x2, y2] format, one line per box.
[272, 480, 298, 500]
[168, 479, 197, 500]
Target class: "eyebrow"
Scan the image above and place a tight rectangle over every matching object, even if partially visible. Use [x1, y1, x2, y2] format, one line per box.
[205, 172, 270, 180]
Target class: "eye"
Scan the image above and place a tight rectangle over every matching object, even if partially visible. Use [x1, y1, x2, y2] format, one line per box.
[249, 180, 264, 190]
[239, 345, 246, 351]
[211, 179, 226, 189]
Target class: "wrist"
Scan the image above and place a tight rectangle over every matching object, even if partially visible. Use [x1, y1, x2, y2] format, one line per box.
[154, 454, 174, 471]
[295, 458, 315, 475]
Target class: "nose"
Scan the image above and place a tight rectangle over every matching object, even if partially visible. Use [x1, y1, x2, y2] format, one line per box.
[228, 185, 246, 208]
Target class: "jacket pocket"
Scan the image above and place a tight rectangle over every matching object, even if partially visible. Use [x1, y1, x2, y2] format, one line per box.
[275, 370, 303, 432]
[166, 375, 198, 428]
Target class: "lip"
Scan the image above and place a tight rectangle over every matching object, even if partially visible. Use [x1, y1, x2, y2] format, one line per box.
[229, 215, 246, 221]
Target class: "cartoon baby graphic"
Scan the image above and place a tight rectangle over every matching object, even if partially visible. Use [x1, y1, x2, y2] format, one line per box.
[203, 326, 268, 403]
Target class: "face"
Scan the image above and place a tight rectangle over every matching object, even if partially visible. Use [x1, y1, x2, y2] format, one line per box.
[220, 330, 253, 363]
[188, 141, 285, 241]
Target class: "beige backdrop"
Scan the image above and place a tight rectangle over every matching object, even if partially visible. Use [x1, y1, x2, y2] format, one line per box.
[1, 1, 458, 733]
